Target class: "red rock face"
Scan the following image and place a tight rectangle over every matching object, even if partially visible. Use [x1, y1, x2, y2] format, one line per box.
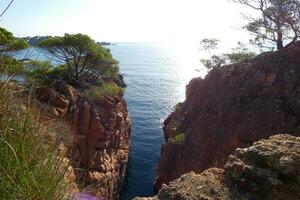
[155, 42, 300, 190]
[36, 83, 131, 199]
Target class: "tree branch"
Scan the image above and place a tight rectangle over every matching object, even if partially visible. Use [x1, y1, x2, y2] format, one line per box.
[0, 0, 14, 18]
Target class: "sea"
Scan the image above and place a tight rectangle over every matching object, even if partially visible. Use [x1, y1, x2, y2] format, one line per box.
[17, 43, 205, 199]
[108, 43, 204, 199]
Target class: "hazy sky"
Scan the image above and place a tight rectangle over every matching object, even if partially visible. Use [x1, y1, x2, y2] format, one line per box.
[0, 0, 252, 44]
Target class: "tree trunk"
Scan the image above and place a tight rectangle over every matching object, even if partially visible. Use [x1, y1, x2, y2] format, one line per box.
[277, 32, 284, 50]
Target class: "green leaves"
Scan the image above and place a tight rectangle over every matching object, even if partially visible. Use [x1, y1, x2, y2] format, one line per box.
[236, 0, 300, 50]
[169, 133, 186, 144]
[200, 39, 256, 70]
[0, 56, 24, 75]
[0, 83, 71, 200]
[0, 27, 14, 45]
[0, 27, 29, 52]
[38, 33, 119, 86]
[84, 83, 123, 101]
[23, 60, 69, 86]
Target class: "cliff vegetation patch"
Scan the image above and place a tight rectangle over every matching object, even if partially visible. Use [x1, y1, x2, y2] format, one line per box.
[169, 133, 186, 144]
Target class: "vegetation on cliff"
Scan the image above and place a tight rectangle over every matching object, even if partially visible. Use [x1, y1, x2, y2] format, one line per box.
[200, 39, 256, 70]
[200, 0, 300, 70]
[168, 133, 185, 145]
[38, 33, 119, 87]
[84, 83, 123, 100]
[0, 26, 128, 199]
[156, 41, 300, 191]
[235, 0, 300, 50]
[0, 28, 73, 199]
[0, 27, 28, 75]
[0, 82, 73, 200]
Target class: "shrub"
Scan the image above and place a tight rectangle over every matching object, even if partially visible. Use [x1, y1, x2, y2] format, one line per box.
[0, 55, 24, 76]
[85, 82, 123, 100]
[0, 81, 71, 199]
[169, 133, 186, 144]
[38, 33, 119, 85]
[24, 60, 68, 86]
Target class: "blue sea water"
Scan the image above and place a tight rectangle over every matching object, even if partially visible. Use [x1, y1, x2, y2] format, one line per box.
[107, 43, 203, 199]
[16, 43, 204, 199]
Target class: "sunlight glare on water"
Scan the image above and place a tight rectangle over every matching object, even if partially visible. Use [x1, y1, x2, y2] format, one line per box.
[108, 42, 205, 199]
[15, 43, 206, 199]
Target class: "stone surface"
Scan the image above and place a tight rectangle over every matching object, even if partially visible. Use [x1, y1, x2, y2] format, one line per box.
[138, 134, 300, 200]
[35, 82, 131, 200]
[156, 42, 300, 190]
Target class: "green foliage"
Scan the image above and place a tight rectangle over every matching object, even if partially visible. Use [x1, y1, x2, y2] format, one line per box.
[0, 55, 24, 75]
[0, 27, 28, 77]
[224, 51, 256, 64]
[21, 36, 52, 46]
[102, 64, 120, 78]
[0, 82, 71, 199]
[85, 83, 123, 100]
[235, 0, 300, 50]
[38, 33, 119, 85]
[169, 133, 186, 144]
[0, 27, 29, 53]
[200, 55, 226, 70]
[200, 39, 256, 70]
[223, 42, 256, 63]
[23, 60, 68, 86]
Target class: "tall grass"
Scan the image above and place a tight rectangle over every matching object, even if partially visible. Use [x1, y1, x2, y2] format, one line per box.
[0, 81, 71, 200]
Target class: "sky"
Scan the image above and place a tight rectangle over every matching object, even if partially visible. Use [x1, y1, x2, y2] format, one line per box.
[0, 0, 252, 45]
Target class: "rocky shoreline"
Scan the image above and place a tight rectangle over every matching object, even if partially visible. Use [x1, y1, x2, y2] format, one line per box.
[27, 42, 300, 199]
[35, 81, 131, 200]
[136, 134, 300, 200]
[154, 42, 300, 194]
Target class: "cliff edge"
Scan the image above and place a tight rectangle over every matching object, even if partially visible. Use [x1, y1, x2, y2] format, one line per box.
[35, 81, 131, 199]
[155, 42, 300, 190]
[137, 134, 300, 200]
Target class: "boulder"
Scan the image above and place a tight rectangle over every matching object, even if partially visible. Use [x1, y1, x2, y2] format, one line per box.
[139, 134, 300, 200]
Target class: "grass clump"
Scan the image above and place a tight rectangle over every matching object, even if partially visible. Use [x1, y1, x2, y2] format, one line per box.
[169, 133, 186, 144]
[0, 82, 71, 200]
[85, 82, 123, 100]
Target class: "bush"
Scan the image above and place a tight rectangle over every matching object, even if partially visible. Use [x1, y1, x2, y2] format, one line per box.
[38, 33, 119, 85]
[0, 82, 71, 199]
[85, 83, 123, 100]
[24, 60, 68, 86]
[169, 133, 186, 144]
[0, 55, 24, 76]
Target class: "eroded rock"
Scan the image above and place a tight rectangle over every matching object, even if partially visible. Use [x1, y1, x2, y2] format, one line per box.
[156, 42, 300, 189]
[35, 82, 131, 200]
[140, 134, 300, 200]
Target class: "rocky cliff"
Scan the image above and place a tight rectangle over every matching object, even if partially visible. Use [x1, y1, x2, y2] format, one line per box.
[155, 42, 300, 190]
[137, 134, 300, 200]
[35, 81, 131, 199]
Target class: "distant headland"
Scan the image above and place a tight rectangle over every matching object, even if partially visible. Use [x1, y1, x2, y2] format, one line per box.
[18, 36, 115, 47]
